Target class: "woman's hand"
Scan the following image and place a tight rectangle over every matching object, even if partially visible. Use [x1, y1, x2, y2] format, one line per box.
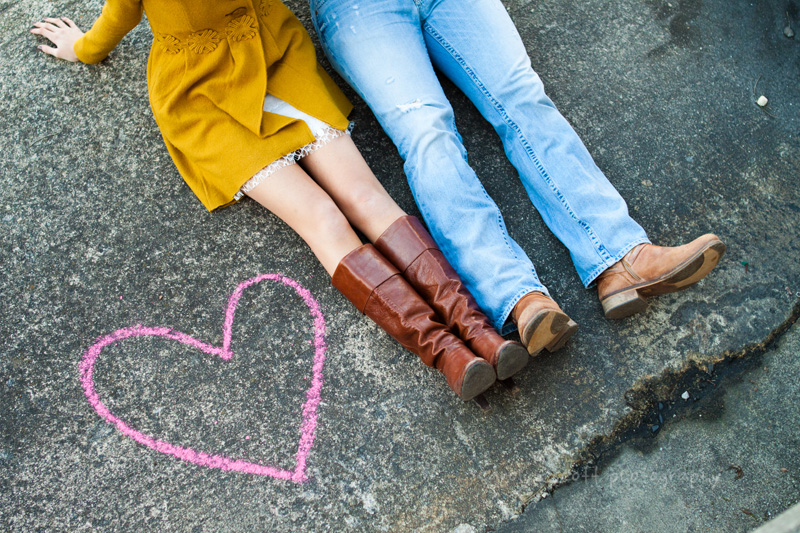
[30, 17, 84, 62]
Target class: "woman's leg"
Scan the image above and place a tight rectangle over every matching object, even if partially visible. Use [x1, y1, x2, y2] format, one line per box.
[245, 163, 362, 275]
[297, 135, 406, 242]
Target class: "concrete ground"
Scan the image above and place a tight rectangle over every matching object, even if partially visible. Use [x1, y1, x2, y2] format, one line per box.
[1, 0, 798, 531]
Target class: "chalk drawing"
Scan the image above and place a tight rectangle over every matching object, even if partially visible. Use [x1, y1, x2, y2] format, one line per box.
[80, 274, 327, 483]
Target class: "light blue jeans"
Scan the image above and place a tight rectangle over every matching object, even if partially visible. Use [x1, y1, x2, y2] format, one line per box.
[309, 0, 650, 333]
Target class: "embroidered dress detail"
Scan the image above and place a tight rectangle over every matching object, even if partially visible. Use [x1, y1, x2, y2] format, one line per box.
[259, 0, 274, 18]
[227, 15, 258, 41]
[156, 33, 182, 54]
[227, 7, 248, 18]
[187, 29, 220, 54]
[155, 13, 259, 54]
[235, 153, 298, 200]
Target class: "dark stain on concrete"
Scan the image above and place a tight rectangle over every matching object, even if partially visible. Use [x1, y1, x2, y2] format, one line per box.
[647, 0, 703, 57]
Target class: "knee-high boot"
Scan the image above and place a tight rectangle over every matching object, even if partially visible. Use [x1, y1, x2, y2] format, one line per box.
[331, 243, 496, 401]
[374, 216, 529, 380]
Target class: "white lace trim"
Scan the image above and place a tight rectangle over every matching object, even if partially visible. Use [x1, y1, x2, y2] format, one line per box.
[234, 123, 353, 200]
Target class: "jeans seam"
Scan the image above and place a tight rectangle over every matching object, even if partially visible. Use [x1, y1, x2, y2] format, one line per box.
[417, 24, 532, 282]
[423, 21, 614, 268]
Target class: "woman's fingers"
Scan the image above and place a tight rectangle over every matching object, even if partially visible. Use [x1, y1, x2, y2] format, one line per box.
[37, 44, 58, 57]
[31, 17, 75, 35]
[30, 16, 83, 62]
[31, 22, 57, 35]
[43, 17, 68, 29]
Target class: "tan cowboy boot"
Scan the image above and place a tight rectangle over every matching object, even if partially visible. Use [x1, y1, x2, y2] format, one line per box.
[374, 216, 529, 380]
[512, 292, 578, 356]
[332, 243, 496, 401]
[596, 235, 726, 319]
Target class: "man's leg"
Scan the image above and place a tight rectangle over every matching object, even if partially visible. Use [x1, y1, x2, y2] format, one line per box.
[310, 0, 547, 332]
[420, 0, 650, 287]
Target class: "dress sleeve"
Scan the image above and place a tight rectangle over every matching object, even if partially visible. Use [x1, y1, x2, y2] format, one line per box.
[73, 0, 144, 64]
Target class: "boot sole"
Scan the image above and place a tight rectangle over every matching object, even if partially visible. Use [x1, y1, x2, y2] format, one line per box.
[459, 360, 496, 402]
[495, 342, 530, 381]
[602, 240, 726, 319]
[521, 309, 579, 357]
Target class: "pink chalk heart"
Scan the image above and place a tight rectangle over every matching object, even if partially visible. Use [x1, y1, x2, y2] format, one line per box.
[80, 274, 327, 483]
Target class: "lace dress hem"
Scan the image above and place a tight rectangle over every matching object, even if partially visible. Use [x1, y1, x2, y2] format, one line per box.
[234, 123, 353, 200]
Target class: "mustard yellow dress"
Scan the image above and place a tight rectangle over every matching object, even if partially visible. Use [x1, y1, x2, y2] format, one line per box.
[74, 0, 353, 211]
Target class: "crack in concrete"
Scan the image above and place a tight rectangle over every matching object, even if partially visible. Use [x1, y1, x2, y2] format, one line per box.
[500, 296, 800, 527]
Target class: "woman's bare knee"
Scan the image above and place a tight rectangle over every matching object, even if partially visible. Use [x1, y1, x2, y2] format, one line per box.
[299, 136, 406, 239]
[353, 188, 398, 224]
[309, 197, 354, 242]
[245, 165, 361, 273]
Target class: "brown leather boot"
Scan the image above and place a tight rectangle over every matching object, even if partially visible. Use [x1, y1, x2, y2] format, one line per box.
[512, 292, 578, 356]
[331, 243, 496, 401]
[374, 216, 529, 380]
[596, 235, 726, 319]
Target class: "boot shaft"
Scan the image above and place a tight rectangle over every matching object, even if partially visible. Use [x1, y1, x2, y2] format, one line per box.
[374, 216, 528, 379]
[331, 243, 495, 400]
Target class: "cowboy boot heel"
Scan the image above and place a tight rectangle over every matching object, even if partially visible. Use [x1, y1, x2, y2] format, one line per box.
[544, 318, 579, 353]
[600, 289, 648, 319]
[513, 292, 578, 356]
[518, 307, 574, 356]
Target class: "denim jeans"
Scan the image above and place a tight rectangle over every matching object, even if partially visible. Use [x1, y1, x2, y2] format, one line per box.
[309, 0, 650, 333]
